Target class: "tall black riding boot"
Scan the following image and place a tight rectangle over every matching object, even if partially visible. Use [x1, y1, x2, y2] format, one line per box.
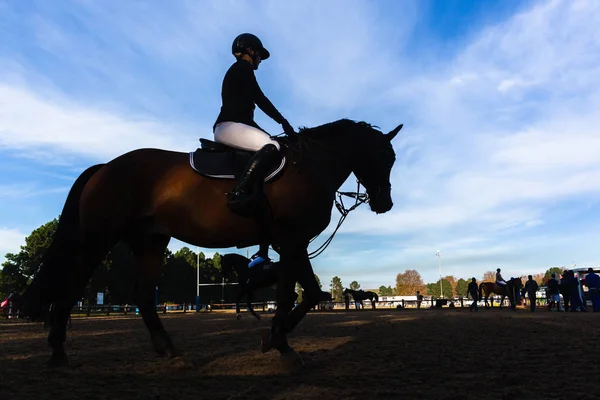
[226, 144, 280, 213]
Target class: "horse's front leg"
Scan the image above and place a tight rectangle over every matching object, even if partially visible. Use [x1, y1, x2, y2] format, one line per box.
[262, 245, 317, 369]
[246, 288, 260, 320]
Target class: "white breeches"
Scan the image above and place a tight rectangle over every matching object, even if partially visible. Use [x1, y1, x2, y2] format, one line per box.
[214, 122, 280, 152]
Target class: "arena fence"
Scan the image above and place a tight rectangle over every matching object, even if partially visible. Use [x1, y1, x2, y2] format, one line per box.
[1, 295, 555, 321]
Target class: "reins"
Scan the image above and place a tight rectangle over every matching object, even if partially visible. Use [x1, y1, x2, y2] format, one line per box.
[308, 180, 369, 259]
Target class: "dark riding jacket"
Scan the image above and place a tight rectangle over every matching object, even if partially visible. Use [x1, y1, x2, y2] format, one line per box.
[548, 278, 560, 295]
[585, 273, 600, 289]
[214, 59, 285, 131]
[467, 282, 479, 298]
[524, 279, 538, 295]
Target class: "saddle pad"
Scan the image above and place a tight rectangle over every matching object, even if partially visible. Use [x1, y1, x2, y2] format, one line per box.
[189, 149, 286, 182]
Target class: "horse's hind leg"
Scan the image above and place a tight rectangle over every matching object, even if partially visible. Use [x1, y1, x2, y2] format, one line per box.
[131, 234, 189, 367]
[47, 237, 109, 367]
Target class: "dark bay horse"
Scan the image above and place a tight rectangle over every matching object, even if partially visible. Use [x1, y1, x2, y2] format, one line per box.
[343, 288, 379, 310]
[479, 277, 523, 310]
[221, 253, 334, 319]
[19, 118, 400, 369]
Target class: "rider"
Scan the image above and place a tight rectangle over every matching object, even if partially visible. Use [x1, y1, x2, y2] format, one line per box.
[495, 268, 507, 288]
[213, 33, 296, 267]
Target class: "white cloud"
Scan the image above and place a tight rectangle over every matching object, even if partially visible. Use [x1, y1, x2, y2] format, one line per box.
[0, 84, 203, 162]
[0, 228, 26, 257]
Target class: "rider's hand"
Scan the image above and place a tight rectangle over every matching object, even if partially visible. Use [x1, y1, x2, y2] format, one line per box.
[281, 119, 296, 136]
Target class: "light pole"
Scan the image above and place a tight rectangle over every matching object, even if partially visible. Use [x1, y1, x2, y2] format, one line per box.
[436, 250, 443, 299]
[196, 246, 200, 312]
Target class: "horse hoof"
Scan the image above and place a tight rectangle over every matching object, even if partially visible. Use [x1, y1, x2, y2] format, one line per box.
[47, 351, 69, 368]
[236, 314, 242, 320]
[260, 329, 272, 353]
[169, 355, 196, 370]
[280, 350, 304, 370]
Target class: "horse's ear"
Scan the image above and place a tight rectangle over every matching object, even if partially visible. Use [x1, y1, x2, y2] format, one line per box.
[386, 124, 403, 141]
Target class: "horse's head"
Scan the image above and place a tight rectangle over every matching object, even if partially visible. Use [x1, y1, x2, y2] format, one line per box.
[348, 122, 401, 214]
[510, 277, 524, 290]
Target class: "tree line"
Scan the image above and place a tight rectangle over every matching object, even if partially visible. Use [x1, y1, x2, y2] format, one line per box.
[0, 218, 277, 304]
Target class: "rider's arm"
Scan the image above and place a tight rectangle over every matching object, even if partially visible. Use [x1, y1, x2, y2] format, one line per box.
[248, 73, 285, 124]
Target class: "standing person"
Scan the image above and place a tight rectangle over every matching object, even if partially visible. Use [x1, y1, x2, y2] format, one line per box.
[213, 33, 296, 268]
[560, 271, 571, 311]
[584, 268, 600, 312]
[524, 275, 539, 312]
[564, 270, 585, 312]
[416, 290, 424, 309]
[344, 293, 350, 310]
[547, 273, 562, 311]
[466, 278, 479, 312]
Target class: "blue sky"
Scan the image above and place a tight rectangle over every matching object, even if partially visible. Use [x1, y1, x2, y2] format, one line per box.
[1, 0, 599, 289]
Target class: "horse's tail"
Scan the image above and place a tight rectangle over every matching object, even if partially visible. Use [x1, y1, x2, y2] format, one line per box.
[478, 283, 484, 300]
[373, 292, 379, 302]
[21, 164, 104, 320]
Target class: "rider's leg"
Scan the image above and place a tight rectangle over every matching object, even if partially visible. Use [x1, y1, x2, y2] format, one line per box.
[215, 121, 281, 205]
[214, 122, 281, 263]
[249, 242, 271, 267]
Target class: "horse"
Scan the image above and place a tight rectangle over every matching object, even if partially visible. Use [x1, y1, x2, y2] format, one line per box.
[221, 253, 279, 320]
[18, 118, 400, 369]
[478, 277, 523, 310]
[221, 253, 335, 319]
[343, 288, 379, 310]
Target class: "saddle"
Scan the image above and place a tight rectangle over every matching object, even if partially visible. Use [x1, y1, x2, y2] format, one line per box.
[189, 139, 287, 182]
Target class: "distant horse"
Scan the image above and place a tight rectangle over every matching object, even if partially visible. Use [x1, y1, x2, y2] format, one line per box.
[18, 118, 399, 369]
[221, 253, 333, 319]
[479, 277, 523, 310]
[343, 288, 379, 309]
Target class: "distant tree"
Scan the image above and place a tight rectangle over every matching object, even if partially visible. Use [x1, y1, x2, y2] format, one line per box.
[544, 267, 564, 280]
[378, 285, 394, 296]
[483, 271, 496, 282]
[349, 281, 361, 291]
[532, 273, 546, 285]
[395, 270, 425, 295]
[330, 276, 344, 302]
[444, 275, 457, 297]
[426, 278, 453, 299]
[456, 278, 469, 297]
[0, 219, 58, 298]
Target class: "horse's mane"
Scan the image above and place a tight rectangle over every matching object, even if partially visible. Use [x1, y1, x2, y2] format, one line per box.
[296, 119, 379, 137]
[278, 119, 381, 165]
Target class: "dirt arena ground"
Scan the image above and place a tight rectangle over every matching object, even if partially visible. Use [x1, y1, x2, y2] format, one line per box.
[1, 308, 599, 400]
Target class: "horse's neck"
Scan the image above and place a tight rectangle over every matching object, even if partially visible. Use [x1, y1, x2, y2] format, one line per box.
[290, 127, 356, 192]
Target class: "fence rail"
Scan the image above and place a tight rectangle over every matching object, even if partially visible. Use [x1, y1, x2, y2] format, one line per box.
[2, 295, 524, 320]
